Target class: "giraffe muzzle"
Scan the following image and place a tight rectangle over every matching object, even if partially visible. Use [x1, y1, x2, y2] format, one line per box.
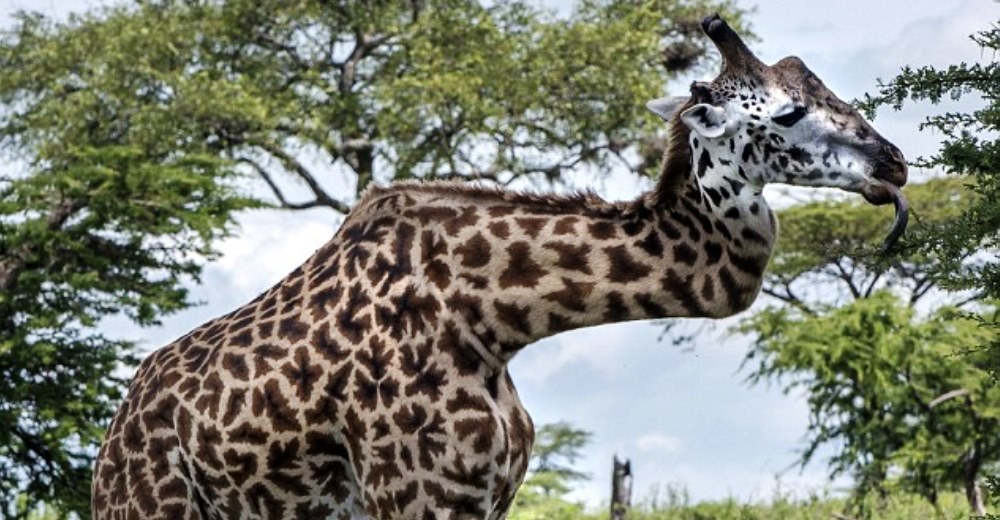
[868, 143, 909, 250]
[871, 142, 909, 187]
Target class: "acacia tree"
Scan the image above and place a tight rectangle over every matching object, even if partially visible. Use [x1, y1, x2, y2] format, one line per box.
[1, 0, 746, 213]
[857, 18, 1000, 314]
[740, 179, 1000, 515]
[0, 0, 747, 517]
[741, 16, 1000, 509]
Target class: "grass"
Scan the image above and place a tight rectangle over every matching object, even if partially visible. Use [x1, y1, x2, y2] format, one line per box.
[614, 492, 976, 520]
[510, 486, 990, 520]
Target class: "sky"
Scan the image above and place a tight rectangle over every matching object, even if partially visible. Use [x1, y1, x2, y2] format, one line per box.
[2, 0, 997, 508]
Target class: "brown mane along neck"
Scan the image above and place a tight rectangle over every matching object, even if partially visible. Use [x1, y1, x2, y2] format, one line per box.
[650, 101, 697, 207]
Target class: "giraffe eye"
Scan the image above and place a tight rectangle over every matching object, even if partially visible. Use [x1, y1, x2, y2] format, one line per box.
[773, 106, 807, 127]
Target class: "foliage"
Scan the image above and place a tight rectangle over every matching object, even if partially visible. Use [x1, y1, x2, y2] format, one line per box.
[507, 485, 983, 519]
[507, 487, 587, 520]
[739, 176, 1000, 514]
[741, 292, 1000, 511]
[761, 177, 969, 309]
[508, 422, 592, 519]
[0, 0, 747, 214]
[0, 146, 252, 518]
[858, 33, 1000, 515]
[859, 13, 1000, 515]
[618, 489, 979, 520]
[530, 421, 593, 489]
[505, 424, 993, 520]
[857, 15, 1000, 360]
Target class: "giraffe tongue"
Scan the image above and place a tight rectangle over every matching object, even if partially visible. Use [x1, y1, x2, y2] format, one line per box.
[881, 182, 909, 251]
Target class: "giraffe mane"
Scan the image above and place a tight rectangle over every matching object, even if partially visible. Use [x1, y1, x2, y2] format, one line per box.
[650, 98, 696, 207]
[358, 179, 632, 219]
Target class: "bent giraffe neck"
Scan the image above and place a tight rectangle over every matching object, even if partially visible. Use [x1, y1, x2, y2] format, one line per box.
[407, 157, 776, 365]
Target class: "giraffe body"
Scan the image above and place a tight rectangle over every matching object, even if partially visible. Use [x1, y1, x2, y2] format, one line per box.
[92, 182, 773, 519]
[93, 14, 907, 520]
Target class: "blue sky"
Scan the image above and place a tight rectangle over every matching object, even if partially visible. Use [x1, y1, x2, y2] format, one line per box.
[3, 0, 996, 506]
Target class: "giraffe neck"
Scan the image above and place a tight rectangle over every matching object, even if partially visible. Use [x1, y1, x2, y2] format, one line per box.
[687, 133, 777, 248]
[363, 160, 776, 365]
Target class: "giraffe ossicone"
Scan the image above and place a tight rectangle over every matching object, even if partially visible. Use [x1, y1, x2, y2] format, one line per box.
[93, 13, 908, 520]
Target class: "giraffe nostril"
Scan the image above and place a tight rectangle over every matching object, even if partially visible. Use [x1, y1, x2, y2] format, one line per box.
[888, 144, 906, 165]
[869, 143, 908, 187]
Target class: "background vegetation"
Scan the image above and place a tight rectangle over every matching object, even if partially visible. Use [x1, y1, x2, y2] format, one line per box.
[0, 0, 996, 519]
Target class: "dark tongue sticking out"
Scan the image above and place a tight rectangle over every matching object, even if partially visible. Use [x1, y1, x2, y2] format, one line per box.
[882, 182, 909, 251]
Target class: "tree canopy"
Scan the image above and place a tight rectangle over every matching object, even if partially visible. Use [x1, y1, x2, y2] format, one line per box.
[854, 16, 1000, 514]
[858, 18, 1000, 367]
[0, 147, 253, 517]
[1, 0, 746, 213]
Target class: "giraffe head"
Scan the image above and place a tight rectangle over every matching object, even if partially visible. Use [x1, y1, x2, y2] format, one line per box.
[648, 14, 909, 249]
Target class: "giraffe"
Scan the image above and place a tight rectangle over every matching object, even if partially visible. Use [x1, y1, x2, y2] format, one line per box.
[92, 13, 908, 520]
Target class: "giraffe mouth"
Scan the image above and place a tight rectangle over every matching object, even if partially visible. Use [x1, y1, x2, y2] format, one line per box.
[860, 144, 908, 250]
[863, 180, 908, 251]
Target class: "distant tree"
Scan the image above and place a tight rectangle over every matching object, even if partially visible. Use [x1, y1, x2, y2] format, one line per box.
[509, 422, 592, 520]
[0, 0, 749, 516]
[528, 421, 593, 496]
[739, 179, 1000, 515]
[743, 292, 1000, 515]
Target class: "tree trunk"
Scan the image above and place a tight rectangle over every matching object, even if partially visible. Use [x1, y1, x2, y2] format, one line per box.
[964, 446, 986, 515]
[610, 455, 632, 520]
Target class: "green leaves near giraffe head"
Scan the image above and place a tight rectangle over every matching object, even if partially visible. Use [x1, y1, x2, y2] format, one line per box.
[738, 177, 997, 515]
[768, 177, 968, 284]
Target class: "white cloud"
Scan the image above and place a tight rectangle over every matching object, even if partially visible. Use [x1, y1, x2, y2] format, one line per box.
[213, 210, 338, 293]
[635, 433, 683, 454]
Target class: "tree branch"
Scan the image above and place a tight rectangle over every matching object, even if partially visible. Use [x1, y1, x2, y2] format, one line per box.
[237, 153, 350, 214]
[929, 388, 970, 408]
[336, 32, 391, 95]
[0, 198, 83, 293]
[862, 270, 883, 298]
[832, 258, 862, 299]
[953, 290, 987, 309]
[761, 285, 816, 316]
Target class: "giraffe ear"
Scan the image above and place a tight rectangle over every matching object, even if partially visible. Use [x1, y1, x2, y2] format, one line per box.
[645, 96, 689, 121]
[679, 103, 730, 139]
